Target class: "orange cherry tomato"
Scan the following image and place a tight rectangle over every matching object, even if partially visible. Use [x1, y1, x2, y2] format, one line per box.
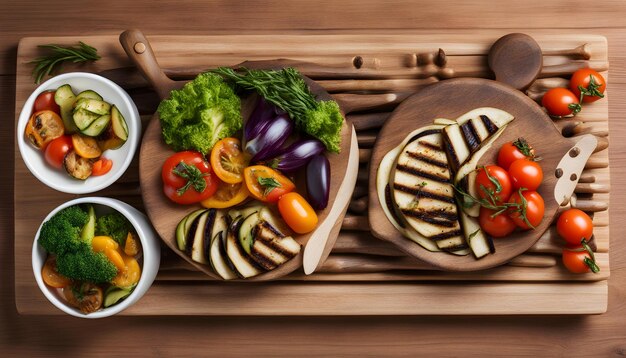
[478, 207, 516, 238]
[475, 165, 512, 203]
[507, 190, 545, 230]
[278, 192, 318, 234]
[243, 165, 295, 203]
[556, 208, 593, 247]
[562, 249, 593, 273]
[201, 180, 249, 209]
[210, 137, 249, 184]
[41, 256, 71, 288]
[24, 110, 65, 149]
[569, 68, 606, 103]
[508, 159, 543, 191]
[71, 134, 102, 159]
[91, 157, 113, 176]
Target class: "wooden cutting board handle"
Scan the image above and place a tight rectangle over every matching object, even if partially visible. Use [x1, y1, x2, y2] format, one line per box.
[119, 29, 182, 100]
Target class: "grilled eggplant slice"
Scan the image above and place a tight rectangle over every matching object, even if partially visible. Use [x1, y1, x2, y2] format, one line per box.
[63, 150, 93, 180]
[190, 210, 213, 264]
[209, 231, 237, 280]
[225, 217, 265, 279]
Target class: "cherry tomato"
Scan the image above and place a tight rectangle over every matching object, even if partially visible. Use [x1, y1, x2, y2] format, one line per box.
[475, 165, 512, 203]
[508, 159, 543, 191]
[542, 88, 580, 117]
[478, 207, 517, 238]
[33, 91, 61, 115]
[556, 208, 593, 247]
[497, 138, 535, 171]
[243, 165, 295, 203]
[507, 190, 545, 230]
[201, 180, 249, 209]
[44, 135, 73, 168]
[92, 157, 113, 176]
[71, 134, 102, 159]
[210, 137, 249, 184]
[569, 69, 606, 103]
[278, 192, 318, 234]
[162, 151, 218, 204]
[562, 249, 593, 274]
[41, 256, 71, 288]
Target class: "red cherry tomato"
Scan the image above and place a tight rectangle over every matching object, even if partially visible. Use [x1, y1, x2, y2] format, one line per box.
[44, 135, 73, 168]
[507, 190, 545, 230]
[508, 159, 543, 191]
[569, 69, 606, 103]
[475, 165, 512, 203]
[556, 208, 593, 247]
[33, 91, 61, 115]
[562, 249, 593, 274]
[478, 207, 517, 238]
[542, 88, 580, 117]
[92, 158, 113, 176]
[497, 138, 535, 171]
[162, 151, 218, 204]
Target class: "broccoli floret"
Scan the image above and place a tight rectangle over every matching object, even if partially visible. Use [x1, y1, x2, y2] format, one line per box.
[56, 248, 117, 283]
[39, 205, 89, 255]
[95, 212, 133, 245]
[302, 100, 343, 153]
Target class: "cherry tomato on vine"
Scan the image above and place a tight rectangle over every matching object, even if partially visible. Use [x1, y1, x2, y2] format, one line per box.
[475, 165, 512, 203]
[542, 88, 581, 117]
[556, 208, 593, 247]
[497, 138, 535, 171]
[507, 159, 543, 191]
[478, 207, 517, 238]
[162, 151, 218, 204]
[569, 69, 606, 103]
[507, 190, 545, 230]
[562, 249, 594, 274]
[44, 135, 72, 168]
[33, 91, 61, 115]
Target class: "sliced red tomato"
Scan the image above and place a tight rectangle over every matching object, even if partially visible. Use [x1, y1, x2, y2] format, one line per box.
[210, 137, 249, 184]
[92, 157, 113, 176]
[44, 135, 73, 168]
[243, 165, 295, 203]
[162, 151, 218, 204]
[507, 159, 543, 191]
[278, 192, 318, 234]
[475, 165, 512, 203]
[569, 69, 606, 103]
[507, 190, 545, 230]
[34, 91, 61, 115]
[478, 207, 517, 238]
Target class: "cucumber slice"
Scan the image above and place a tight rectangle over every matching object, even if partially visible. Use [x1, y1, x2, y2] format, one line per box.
[73, 109, 100, 130]
[74, 98, 111, 115]
[76, 90, 103, 101]
[54, 84, 78, 133]
[175, 209, 207, 251]
[104, 287, 133, 308]
[81, 114, 111, 137]
[80, 205, 96, 242]
[111, 105, 128, 141]
[238, 211, 260, 255]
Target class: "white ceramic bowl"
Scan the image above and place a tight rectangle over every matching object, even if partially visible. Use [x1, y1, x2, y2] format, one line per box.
[32, 197, 160, 318]
[17, 72, 141, 194]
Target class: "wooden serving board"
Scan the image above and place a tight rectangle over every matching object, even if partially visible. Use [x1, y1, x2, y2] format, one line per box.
[14, 31, 610, 315]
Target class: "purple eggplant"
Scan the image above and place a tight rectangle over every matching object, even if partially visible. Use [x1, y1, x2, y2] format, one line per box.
[270, 139, 325, 173]
[245, 97, 278, 141]
[306, 154, 330, 210]
[246, 114, 294, 163]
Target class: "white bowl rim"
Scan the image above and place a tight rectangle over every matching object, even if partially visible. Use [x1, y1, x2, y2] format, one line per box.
[17, 72, 140, 194]
[32, 197, 159, 318]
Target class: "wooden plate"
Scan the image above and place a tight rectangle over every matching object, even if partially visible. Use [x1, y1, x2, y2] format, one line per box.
[368, 78, 595, 271]
[121, 30, 357, 281]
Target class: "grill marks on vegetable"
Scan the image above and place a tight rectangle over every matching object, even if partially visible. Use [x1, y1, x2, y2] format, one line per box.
[442, 114, 501, 172]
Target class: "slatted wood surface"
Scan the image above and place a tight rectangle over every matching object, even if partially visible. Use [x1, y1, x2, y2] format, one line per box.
[14, 32, 610, 315]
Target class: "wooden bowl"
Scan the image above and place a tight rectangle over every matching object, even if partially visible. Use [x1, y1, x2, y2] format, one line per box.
[368, 78, 596, 271]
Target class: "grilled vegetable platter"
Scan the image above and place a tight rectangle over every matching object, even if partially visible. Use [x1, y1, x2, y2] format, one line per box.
[368, 78, 598, 271]
[120, 30, 358, 281]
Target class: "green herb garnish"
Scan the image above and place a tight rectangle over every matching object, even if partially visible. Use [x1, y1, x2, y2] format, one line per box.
[29, 42, 100, 84]
[257, 176, 282, 196]
[172, 161, 209, 195]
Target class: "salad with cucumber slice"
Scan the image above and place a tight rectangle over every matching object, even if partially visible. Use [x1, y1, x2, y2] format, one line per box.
[24, 84, 129, 180]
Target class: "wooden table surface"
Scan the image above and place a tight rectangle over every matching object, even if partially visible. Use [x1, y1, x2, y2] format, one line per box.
[2, 1, 626, 356]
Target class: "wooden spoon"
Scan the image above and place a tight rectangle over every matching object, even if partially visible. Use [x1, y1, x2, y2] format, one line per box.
[488, 33, 543, 91]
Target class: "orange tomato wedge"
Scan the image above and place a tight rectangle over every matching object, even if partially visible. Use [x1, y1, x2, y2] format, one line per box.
[71, 134, 102, 159]
[201, 180, 249, 209]
[123, 232, 141, 257]
[210, 137, 249, 184]
[41, 256, 71, 288]
[243, 165, 295, 203]
[92, 157, 113, 176]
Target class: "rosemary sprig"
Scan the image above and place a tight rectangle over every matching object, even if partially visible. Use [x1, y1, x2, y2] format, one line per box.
[29, 42, 100, 84]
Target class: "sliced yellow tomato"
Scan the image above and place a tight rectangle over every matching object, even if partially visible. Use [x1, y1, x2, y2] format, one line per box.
[243, 165, 295, 203]
[41, 256, 71, 288]
[92, 235, 119, 253]
[112, 254, 141, 288]
[71, 134, 102, 159]
[123, 232, 140, 256]
[25, 110, 65, 149]
[201, 180, 249, 209]
[210, 137, 249, 184]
